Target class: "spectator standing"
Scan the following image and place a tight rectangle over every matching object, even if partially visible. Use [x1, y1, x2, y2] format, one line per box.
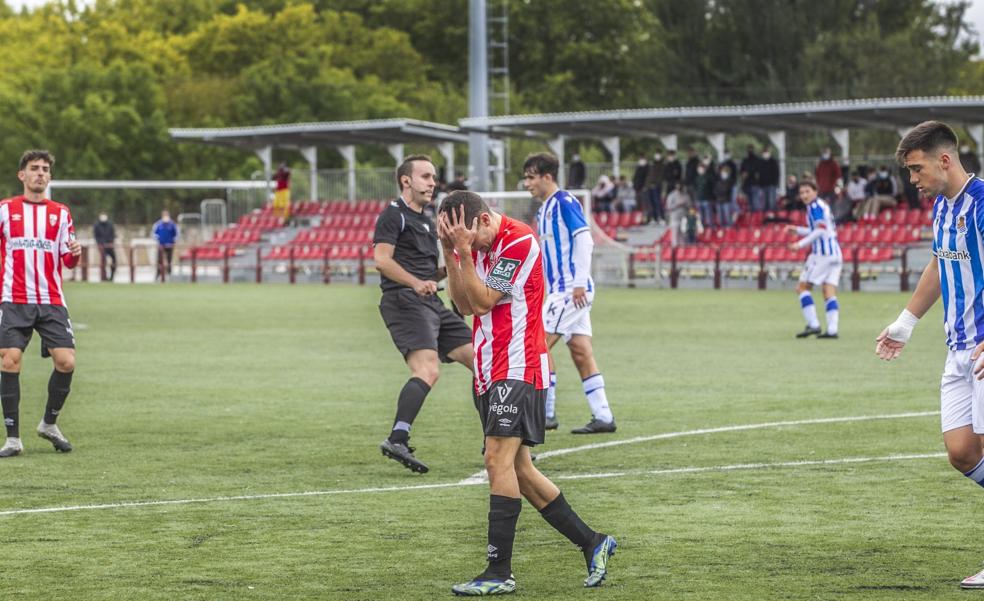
[272, 162, 291, 220]
[714, 166, 734, 227]
[740, 145, 763, 212]
[152, 210, 179, 281]
[644, 151, 665, 224]
[684, 147, 700, 193]
[694, 163, 716, 227]
[93, 212, 117, 282]
[663, 150, 683, 201]
[666, 182, 691, 247]
[632, 155, 648, 218]
[760, 147, 780, 212]
[568, 153, 586, 189]
[815, 147, 842, 201]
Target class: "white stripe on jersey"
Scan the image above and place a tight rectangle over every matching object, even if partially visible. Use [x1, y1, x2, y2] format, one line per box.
[805, 199, 841, 257]
[22, 203, 37, 303]
[506, 238, 540, 381]
[536, 190, 592, 294]
[37, 203, 50, 305]
[934, 176, 984, 351]
[1, 204, 10, 303]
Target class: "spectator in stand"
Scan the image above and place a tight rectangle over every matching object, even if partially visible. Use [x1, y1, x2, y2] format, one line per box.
[644, 151, 665, 224]
[683, 205, 703, 245]
[568, 153, 586, 189]
[614, 175, 636, 213]
[844, 171, 868, 222]
[714, 165, 734, 227]
[959, 144, 981, 176]
[760, 146, 780, 212]
[93, 211, 117, 282]
[591, 174, 616, 213]
[666, 182, 691, 247]
[694, 162, 716, 227]
[272, 162, 291, 220]
[814, 147, 842, 201]
[783, 174, 802, 210]
[860, 165, 898, 220]
[663, 149, 683, 198]
[899, 165, 921, 209]
[740, 145, 763, 212]
[632, 155, 649, 219]
[684, 147, 700, 194]
[152, 209, 179, 281]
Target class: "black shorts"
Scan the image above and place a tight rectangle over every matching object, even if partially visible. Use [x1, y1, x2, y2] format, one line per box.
[475, 380, 546, 447]
[0, 302, 76, 358]
[379, 289, 472, 363]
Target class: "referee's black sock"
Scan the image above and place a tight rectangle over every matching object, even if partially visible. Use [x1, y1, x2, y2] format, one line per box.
[388, 377, 431, 444]
[44, 369, 73, 425]
[481, 495, 521, 580]
[539, 492, 598, 550]
[1, 371, 20, 438]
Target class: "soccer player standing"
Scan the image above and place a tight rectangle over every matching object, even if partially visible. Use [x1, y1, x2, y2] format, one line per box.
[785, 180, 842, 339]
[875, 121, 984, 589]
[0, 150, 82, 457]
[523, 152, 617, 434]
[374, 155, 473, 474]
[438, 191, 615, 595]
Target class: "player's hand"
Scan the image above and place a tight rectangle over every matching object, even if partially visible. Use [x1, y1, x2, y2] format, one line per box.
[875, 327, 906, 361]
[68, 239, 82, 257]
[972, 342, 984, 380]
[441, 205, 477, 254]
[413, 279, 438, 296]
[788, 243, 799, 252]
[785, 225, 798, 234]
[572, 287, 588, 308]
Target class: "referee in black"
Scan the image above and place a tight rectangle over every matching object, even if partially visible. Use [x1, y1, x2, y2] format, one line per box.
[375, 155, 473, 474]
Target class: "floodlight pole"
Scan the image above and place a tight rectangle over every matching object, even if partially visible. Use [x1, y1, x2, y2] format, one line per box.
[468, 0, 490, 192]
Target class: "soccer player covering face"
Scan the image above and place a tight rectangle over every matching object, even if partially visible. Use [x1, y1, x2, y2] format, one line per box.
[523, 152, 617, 434]
[0, 150, 82, 457]
[438, 191, 616, 595]
[875, 121, 984, 589]
[785, 180, 842, 339]
[374, 155, 474, 473]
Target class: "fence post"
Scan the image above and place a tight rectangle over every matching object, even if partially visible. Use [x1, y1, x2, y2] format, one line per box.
[222, 246, 230, 284]
[129, 246, 136, 283]
[900, 246, 910, 292]
[255, 246, 262, 283]
[757, 248, 767, 290]
[190, 247, 198, 284]
[358, 246, 366, 285]
[80, 246, 89, 282]
[713, 247, 722, 290]
[289, 246, 296, 284]
[99, 244, 107, 281]
[851, 247, 861, 292]
[323, 245, 331, 284]
[669, 246, 679, 289]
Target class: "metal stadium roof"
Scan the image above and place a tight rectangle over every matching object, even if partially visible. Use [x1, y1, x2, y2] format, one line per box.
[458, 96, 984, 138]
[169, 118, 468, 148]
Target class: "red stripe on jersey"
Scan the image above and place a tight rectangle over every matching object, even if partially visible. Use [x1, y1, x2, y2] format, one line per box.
[33, 203, 42, 304]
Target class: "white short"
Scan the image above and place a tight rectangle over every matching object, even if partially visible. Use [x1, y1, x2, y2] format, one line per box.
[542, 290, 593, 342]
[798, 254, 842, 287]
[940, 349, 984, 434]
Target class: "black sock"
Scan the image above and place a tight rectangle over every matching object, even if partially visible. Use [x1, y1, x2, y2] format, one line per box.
[481, 495, 521, 579]
[388, 377, 431, 444]
[45, 369, 73, 425]
[1, 371, 20, 438]
[539, 492, 598, 550]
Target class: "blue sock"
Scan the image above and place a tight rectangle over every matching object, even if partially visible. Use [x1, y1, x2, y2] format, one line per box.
[799, 292, 820, 329]
[825, 297, 839, 335]
[965, 456, 984, 488]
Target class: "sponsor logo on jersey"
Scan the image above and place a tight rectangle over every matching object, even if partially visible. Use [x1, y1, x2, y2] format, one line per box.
[497, 417, 512, 427]
[489, 258, 520, 284]
[488, 403, 518, 416]
[11, 214, 20, 221]
[49, 214, 57, 227]
[9, 237, 54, 252]
[935, 248, 972, 261]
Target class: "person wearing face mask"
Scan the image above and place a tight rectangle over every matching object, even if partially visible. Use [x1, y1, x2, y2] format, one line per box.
[694, 162, 716, 227]
[643, 151, 665, 224]
[760, 146, 780, 212]
[814, 147, 842, 201]
[860, 165, 898, 220]
[960, 144, 981, 176]
[93, 211, 117, 282]
[714, 166, 734, 227]
[152, 209, 179, 281]
[632, 155, 649, 213]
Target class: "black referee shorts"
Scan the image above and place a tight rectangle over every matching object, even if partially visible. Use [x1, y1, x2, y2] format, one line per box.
[379, 289, 472, 363]
[0, 302, 76, 357]
[475, 380, 546, 447]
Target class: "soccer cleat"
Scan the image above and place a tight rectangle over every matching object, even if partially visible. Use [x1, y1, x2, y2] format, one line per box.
[37, 422, 72, 452]
[451, 574, 516, 596]
[583, 535, 617, 587]
[380, 439, 429, 474]
[962, 564, 984, 589]
[571, 418, 616, 434]
[544, 416, 559, 430]
[795, 326, 822, 338]
[0, 437, 23, 457]
[817, 332, 839, 339]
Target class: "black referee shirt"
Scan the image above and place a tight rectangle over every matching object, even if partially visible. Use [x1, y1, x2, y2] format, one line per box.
[373, 197, 440, 292]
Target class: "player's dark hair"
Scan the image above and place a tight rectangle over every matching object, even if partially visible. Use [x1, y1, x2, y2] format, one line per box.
[439, 190, 489, 225]
[19, 150, 54, 171]
[798, 179, 818, 191]
[896, 121, 958, 164]
[396, 154, 432, 189]
[523, 152, 559, 180]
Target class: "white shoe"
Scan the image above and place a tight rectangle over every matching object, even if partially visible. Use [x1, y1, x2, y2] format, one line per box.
[961, 565, 984, 589]
[0, 437, 23, 457]
[37, 422, 72, 452]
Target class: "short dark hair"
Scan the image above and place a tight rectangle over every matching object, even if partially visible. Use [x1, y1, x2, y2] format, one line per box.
[798, 179, 818, 191]
[439, 190, 489, 226]
[396, 154, 433, 189]
[523, 152, 559, 180]
[19, 150, 54, 171]
[896, 121, 958, 164]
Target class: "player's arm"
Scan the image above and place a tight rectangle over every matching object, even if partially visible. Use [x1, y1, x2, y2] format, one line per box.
[875, 258, 939, 361]
[437, 208, 503, 317]
[60, 212, 81, 268]
[560, 197, 593, 307]
[442, 250, 475, 315]
[373, 243, 437, 296]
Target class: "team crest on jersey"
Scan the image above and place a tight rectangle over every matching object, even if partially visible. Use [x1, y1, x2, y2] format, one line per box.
[957, 215, 968, 234]
[49, 214, 57, 227]
[11, 214, 20, 221]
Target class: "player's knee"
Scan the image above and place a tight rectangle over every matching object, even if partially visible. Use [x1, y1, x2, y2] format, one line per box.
[414, 366, 440, 387]
[947, 446, 983, 473]
[1, 352, 22, 372]
[54, 355, 75, 373]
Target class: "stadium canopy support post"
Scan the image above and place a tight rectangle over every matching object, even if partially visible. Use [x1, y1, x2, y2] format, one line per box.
[490, 139, 506, 192]
[768, 130, 787, 190]
[387, 144, 405, 168]
[830, 129, 849, 163]
[969, 125, 984, 176]
[337, 145, 357, 202]
[600, 136, 621, 178]
[437, 142, 455, 185]
[706, 132, 725, 160]
[547, 135, 566, 189]
[658, 134, 678, 152]
[255, 145, 273, 196]
[301, 146, 318, 202]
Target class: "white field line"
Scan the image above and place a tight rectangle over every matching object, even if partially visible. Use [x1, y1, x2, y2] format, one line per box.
[0, 451, 945, 517]
[457, 410, 940, 484]
[0, 411, 945, 517]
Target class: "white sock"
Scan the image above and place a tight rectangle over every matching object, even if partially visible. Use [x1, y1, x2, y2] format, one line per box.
[582, 373, 613, 423]
[799, 291, 820, 329]
[545, 372, 557, 418]
[825, 297, 839, 335]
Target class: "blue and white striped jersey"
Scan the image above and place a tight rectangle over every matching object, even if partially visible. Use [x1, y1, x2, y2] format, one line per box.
[805, 199, 841, 257]
[933, 176, 984, 351]
[535, 189, 593, 294]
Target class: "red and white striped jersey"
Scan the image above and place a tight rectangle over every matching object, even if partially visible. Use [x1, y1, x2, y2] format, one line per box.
[0, 196, 79, 306]
[471, 215, 549, 394]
